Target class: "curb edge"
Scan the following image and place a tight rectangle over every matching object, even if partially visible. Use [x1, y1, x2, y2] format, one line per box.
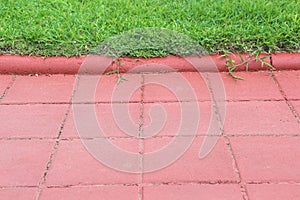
[0, 52, 299, 75]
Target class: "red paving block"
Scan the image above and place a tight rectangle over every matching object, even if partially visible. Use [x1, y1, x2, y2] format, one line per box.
[273, 71, 300, 100]
[142, 101, 214, 137]
[0, 188, 37, 200]
[220, 72, 283, 100]
[61, 103, 141, 138]
[45, 139, 140, 186]
[143, 136, 238, 183]
[0, 140, 54, 186]
[247, 184, 300, 200]
[224, 101, 300, 135]
[143, 184, 243, 200]
[0, 75, 13, 97]
[230, 137, 300, 181]
[0, 104, 68, 138]
[72, 74, 142, 103]
[143, 72, 211, 102]
[39, 186, 138, 200]
[2, 75, 75, 103]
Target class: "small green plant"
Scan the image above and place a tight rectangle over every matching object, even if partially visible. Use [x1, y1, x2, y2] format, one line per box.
[105, 60, 127, 84]
[223, 52, 275, 80]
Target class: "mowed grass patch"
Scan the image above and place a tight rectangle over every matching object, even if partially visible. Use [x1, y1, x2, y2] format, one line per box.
[0, 0, 299, 56]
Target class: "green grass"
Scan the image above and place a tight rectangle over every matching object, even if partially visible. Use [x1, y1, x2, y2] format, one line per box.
[0, 0, 299, 56]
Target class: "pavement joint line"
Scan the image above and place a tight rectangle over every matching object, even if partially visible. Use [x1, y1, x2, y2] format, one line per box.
[2, 134, 299, 141]
[141, 98, 287, 104]
[0, 75, 16, 101]
[35, 103, 72, 200]
[203, 73, 249, 200]
[271, 72, 300, 123]
[44, 180, 241, 189]
[0, 98, 296, 106]
[70, 74, 80, 103]
[0, 185, 38, 189]
[287, 98, 300, 102]
[8, 181, 300, 190]
[71, 101, 142, 104]
[223, 136, 249, 200]
[0, 101, 142, 105]
[5, 70, 278, 76]
[226, 134, 300, 137]
[246, 181, 300, 185]
[140, 180, 240, 186]
[0, 102, 73, 106]
[138, 73, 145, 200]
[58, 135, 224, 141]
[0, 137, 57, 140]
[15, 74, 61, 77]
[45, 183, 139, 189]
[7, 70, 300, 76]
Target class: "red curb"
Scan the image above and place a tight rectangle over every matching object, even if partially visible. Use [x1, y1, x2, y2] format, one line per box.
[210, 53, 272, 72]
[271, 52, 300, 70]
[0, 53, 299, 75]
[0, 55, 85, 74]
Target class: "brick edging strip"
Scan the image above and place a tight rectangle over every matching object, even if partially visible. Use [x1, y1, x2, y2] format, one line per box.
[0, 52, 299, 74]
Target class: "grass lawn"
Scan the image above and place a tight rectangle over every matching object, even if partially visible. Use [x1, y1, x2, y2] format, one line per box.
[0, 0, 299, 57]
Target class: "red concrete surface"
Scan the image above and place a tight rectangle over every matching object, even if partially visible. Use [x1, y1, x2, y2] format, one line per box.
[0, 104, 68, 138]
[142, 101, 213, 137]
[273, 70, 300, 100]
[143, 136, 238, 183]
[39, 186, 139, 200]
[229, 137, 300, 181]
[220, 71, 283, 101]
[143, 184, 243, 200]
[61, 103, 141, 139]
[0, 188, 37, 200]
[72, 74, 142, 103]
[0, 70, 300, 200]
[0, 140, 54, 186]
[1, 75, 75, 103]
[143, 72, 211, 102]
[246, 184, 300, 200]
[224, 101, 299, 136]
[45, 139, 140, 186]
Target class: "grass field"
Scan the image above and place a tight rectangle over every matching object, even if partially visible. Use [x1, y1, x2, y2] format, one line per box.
[0, 0, 299, 56]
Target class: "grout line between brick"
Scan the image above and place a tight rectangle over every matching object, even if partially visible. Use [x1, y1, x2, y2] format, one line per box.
[246, 181, 300, 185]
[138, 73, 145, 200]
[34, 91, 74, 200]
[3, 180, 300, 190]
[41, 180, 241, 189]
[0, 185, 38, 189]
[204, 73, 249, 200]
[271, 72, 300, 123]
[0, 75, 16, 101]
[2, 133, 299, 141]
[223, 136, 249, 200]
[1, 98, 297, 106]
